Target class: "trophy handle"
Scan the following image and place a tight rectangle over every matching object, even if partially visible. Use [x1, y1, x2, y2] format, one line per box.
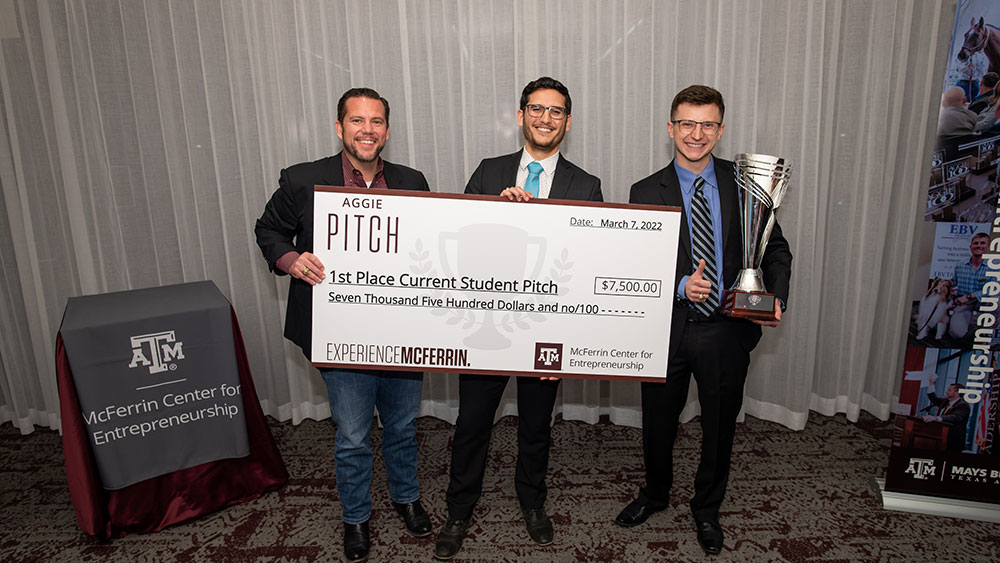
[438, 231, 459, 279]
[525, 235, 547, 280]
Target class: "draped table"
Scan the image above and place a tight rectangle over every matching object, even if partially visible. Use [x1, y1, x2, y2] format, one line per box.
[56, 281, 288, 539]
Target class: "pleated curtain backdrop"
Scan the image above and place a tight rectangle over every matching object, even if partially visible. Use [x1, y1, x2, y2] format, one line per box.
[0, 0, 951, 435]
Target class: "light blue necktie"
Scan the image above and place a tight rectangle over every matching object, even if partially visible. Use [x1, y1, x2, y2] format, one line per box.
[525, 161, 543, 197]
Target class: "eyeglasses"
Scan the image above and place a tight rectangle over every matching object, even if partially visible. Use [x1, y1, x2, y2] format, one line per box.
[671, 120, 721, 133]
[524, 104, 568, 120]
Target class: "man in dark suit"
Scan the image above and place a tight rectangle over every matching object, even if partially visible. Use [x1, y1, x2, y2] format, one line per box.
[434, 77, 602, 560]
[922, 376, 972, 452]
[615, 85, 792, 555]
[255, 87, 431, 563]
[969, 72, 998, 114]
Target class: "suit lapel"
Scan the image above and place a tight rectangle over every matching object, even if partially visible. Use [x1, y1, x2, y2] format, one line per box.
[504, 151, 521, 189]
[662, 158, 735, 267]
[319, 152, 346, 187]
[307, 154, 345, 229]
[382, 161, 406, 190]
[548, 155, 573, 200]
[659, 163, 690, 264]
[714, 158, 737, 254]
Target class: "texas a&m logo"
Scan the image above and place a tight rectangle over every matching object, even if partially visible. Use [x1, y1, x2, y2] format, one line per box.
[534, 343, 563, 371]
[904, 458, 938, 480]
[128, 331, 185, 374]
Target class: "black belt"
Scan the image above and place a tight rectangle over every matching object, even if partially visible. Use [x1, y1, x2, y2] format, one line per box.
[686, 308, 723, 323]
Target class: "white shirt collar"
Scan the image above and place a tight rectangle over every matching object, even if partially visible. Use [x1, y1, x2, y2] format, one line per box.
[519, 148, 560, 174]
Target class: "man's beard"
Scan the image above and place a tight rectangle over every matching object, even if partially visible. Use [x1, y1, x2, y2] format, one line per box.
[522, 123, 564, 152]
[345, 138, 384, 163]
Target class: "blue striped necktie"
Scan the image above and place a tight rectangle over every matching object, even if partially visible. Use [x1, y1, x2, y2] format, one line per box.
[690, 176, 719, 316]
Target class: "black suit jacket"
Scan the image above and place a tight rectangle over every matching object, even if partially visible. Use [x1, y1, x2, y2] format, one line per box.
[255, 152, 430, 358]
[464, 150, 602, 202]
[969, 92, 992, 114]
[927, 392, 971, 451]
[629, 157, 792, 356]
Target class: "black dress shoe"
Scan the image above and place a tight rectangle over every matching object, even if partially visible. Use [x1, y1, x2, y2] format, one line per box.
[393, 500, 433, 537]
[695, 519, 724, 555]
[615, 498, 666, 527]
[343, 521, 370, 562]
[434, 518, 469, 560]
[522, 507, 553, 546]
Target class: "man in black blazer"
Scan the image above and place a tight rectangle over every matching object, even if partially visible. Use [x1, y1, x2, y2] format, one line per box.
[255, 88, 431, 563]
[434, 77, 602, 560]
[922, 376, 972, 452]
[615, 85, 792, 555]
[969, 72, 998, 114]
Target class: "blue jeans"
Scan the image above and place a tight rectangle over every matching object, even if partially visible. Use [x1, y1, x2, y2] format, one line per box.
[320, 368, 423, 524]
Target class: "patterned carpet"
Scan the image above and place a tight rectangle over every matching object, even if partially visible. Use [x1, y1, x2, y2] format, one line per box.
[1, 412, 998, 562]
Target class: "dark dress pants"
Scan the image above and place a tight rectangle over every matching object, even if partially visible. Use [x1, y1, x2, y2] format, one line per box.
[640, 316, 757, 522]
[445, 373, 560, 519]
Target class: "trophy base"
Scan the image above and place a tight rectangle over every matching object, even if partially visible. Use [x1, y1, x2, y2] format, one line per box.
[720, 289, 777, 321]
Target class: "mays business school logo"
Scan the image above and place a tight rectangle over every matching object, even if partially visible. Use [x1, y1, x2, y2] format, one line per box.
[128, 330, 185, 374]
[534, 342, 563, 371]
[904, 457, 938, 480]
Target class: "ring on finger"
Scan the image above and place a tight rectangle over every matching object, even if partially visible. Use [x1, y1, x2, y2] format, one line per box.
[302, 267, 311, 276]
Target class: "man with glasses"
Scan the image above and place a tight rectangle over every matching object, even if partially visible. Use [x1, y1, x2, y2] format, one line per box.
[434, 77, 602, 560]
[255, 87, 432, 563]
[615, 85, 792, 555]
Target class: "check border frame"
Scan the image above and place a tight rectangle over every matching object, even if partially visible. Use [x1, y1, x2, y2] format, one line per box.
[311, 185, 681, 383]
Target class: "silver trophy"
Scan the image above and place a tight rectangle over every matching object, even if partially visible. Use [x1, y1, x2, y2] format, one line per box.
[719, 153, 791, 320]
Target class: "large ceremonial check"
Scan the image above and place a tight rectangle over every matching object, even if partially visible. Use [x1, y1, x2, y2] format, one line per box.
[311, 186, 681, 382]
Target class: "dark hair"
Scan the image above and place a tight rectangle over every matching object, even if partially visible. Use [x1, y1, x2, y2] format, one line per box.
[972, 232, 990, 242]
[670, 85, 725, 121]
[949, 383, 965, 391]
[983, 72, 1000, 89]
[337, 87, 390, 123]
[520, 77, 572, 115]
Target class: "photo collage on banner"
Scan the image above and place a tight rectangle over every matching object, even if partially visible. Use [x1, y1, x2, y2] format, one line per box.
[885, 0, 1000, 502]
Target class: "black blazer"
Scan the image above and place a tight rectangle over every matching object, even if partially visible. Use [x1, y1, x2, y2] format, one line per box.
[927, 392, 971, 451]
[464, 150, 602, 202]
[255, 152, 430, 358]
[629, 157, 792, 356]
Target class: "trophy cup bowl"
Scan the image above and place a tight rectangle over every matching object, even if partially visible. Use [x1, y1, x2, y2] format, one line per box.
[439, 224, 546, 349]
[719, 153, 791, 321]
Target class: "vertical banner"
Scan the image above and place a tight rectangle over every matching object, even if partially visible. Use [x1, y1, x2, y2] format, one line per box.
[884, 0, 1000, 502]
